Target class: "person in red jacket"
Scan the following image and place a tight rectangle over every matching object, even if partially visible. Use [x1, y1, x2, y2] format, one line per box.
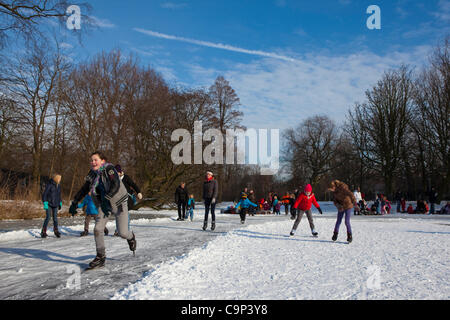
[290, 184, 323, 237]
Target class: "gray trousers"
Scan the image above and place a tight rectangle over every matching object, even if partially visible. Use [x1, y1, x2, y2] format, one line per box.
[292, 210, 315, 231]
[94, 203, 133, 256]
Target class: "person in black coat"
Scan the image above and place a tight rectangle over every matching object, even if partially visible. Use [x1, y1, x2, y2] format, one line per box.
[115, 165, 142, 210]
[41, 174, 62, 238]
[175, 182, 189, 221]
[427, 187, 438, 214]
[202, 171, 218, 231]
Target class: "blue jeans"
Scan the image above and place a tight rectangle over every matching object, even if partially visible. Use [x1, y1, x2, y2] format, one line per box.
[397, 201, 401, 213]
[334, 208, 352, 234]
[43, 207, 58, 231]
[430, 203, 435, 214]
[187, 208, 194, 220]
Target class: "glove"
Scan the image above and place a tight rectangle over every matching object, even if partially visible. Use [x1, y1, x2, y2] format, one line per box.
[211, 198, 216, 204]
[69, 201, 78, 216]
[43, 201, 49, 210]
[101, 200, 112, 217]
[137, 193, 143, 200]
[318, 207, 323, 215]
[58, 202, 62, 210]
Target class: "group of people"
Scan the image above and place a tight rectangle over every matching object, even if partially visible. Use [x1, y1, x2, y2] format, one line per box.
[40, 151, 447, 269]
[351, 187, 447, 215]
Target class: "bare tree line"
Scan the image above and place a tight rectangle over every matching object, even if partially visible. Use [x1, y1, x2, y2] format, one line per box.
[284, 38, 449, 201]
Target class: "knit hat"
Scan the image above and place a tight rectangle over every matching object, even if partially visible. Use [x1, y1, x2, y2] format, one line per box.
[304, 184, 312, 193]
[241, 192, 248, 199]
[206, 171, 213, 176]
[115, 164, 123, 173]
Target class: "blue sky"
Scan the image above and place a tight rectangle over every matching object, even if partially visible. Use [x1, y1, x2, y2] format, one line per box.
[60, 0, 450, 130]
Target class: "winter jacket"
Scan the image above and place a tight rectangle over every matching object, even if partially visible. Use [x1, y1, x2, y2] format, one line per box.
[175, 185, 189, 204]
[78, 195, 98, 215]
[187, 198, 195, 209]
[328, 180, 356, 211]
[293, 192, 320, 211]
[203, 179, 218, 200]
[236, 198, 258, 210]
[73, 166, 128, 213]
[353, 191, 362, 203]
[42, 180, 62, 208]
[407, 205, 414, 214]
[428, 189, 438, 203]
[282, 195, 291, 204]
[121, 174, 141, 195]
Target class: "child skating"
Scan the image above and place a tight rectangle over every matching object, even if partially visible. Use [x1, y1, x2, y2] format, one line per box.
[41, 174, 63, 238]
[327, 180, 356, 243]
[289, 184, 323, 237]
[69, 151, 137, 270]
[187, 194, 195, 222]
[235, 193, 258, 224]
[78, 193, 109, 237]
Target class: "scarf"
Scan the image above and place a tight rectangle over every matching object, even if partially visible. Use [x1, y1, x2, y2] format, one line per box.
[91, 162, 112, 195]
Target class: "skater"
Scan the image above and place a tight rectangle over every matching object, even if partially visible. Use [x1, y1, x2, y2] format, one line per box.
[202, 171, 218, 231]
[69, 151, 136, 270]
[235, 193, 258, 224]
[115, 165, 143, 210]
[401, 198, 406, 213]
[187, 194, 195, 221]
[290, 184, 323, 237]
[114, 165, 143, 235]
[289, 193, 297, 220]
[41, 174, 62, 238]
[175, 182, 189, 221]
[328, 180, 356, 243]
[248, 189, 257, 216]
[394, 190, 402, 213]
[78, 193, 109, 237]
[427, 187, 438, 214]
[273, 195, 281, 215]
[282, 192, 291, 215]
[353, 187, 362, 215]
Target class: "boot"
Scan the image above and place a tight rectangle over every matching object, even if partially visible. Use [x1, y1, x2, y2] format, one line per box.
[41, 228, 48, 238]
[127, 232, 137, 256]
[114, 230, 119, 237]
[80, 230, 89, 237]
[202, 220, 207, 231]
[332, 232, 338, 242]
[290, 230, 295, 236]
[104, 228, 109, 236]
[54, 228, 61, 238]
[211, 221, 216, 231]
[347, 232, 352, 243]
[312, 229, 318, 237]
[87, 254, 105, 270]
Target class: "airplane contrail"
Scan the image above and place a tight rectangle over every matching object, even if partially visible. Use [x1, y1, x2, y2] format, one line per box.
[134, 28, 299, 63]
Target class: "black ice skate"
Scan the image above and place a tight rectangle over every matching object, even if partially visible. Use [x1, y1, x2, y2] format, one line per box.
[86, 254, 105, 270]
[347, 233, 352, 243]
[127, 232, 137, 256]
[332, 232, 338, 242]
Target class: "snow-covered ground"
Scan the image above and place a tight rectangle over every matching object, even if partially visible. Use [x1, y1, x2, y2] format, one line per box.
[0, 202, 449, 300]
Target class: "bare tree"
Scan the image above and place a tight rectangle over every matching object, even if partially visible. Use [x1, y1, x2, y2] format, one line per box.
[285, 115, 340, 188]
[347, 66, 415, 197]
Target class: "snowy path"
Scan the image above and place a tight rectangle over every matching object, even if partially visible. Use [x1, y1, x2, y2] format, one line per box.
[0, 204, 449, 300]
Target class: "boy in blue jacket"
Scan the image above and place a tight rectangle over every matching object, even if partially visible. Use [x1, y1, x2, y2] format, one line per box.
[79, 193, 109, 237]
[186, 194, 195, 222]
[235, 193, 258, 224]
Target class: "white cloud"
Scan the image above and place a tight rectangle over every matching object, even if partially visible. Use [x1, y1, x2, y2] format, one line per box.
[90, 16, 116, 28]
[134, 28, 300, 63]
[160, 2, 188, 9]
[184, 46, 431, 130]
[433, 0, 450, 22]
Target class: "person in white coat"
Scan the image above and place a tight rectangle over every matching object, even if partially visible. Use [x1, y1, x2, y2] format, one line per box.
[353, 187, 363, 215]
